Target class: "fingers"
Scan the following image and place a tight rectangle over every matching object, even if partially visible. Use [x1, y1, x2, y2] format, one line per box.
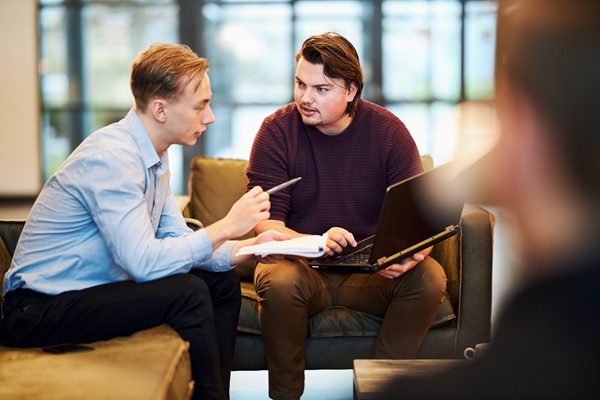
[377, 253, 425, 279]
[412, 253, 425, 262]
[246, 185, 264, 197]
[222, 188, 272, 238]
[377, 262, 411, 279]
[241, 188, 271, 216]
[269, 231, 291, 241]
[377, 269, 397, 279]
[331, 228, 357, 247]
[254, 230, 290, 264]
[256, 230, 291, 243]
[325, 238, 341, 255]
[248, 187, 271, 209]
[243, 186, 270, 212]
[324, 227, 357, 255]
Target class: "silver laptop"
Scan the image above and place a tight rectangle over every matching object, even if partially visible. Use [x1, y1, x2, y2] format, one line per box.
[308, 163, 464, 273]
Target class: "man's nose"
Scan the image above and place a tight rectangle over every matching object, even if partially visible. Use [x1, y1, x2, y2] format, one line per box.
[202, 105, 216, 125]
[301, 88, 314, 104]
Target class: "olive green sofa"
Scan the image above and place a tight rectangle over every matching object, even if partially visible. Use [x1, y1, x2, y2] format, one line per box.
[183, 156, 495, 370]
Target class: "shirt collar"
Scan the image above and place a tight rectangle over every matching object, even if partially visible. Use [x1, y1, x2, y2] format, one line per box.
[124, 108, 166, 171]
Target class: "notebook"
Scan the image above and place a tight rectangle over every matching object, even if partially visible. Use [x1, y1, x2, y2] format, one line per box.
[308, 162, 464, 273]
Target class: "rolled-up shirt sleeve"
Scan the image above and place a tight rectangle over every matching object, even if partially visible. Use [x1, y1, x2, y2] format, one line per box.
[191, 236, 236, 272]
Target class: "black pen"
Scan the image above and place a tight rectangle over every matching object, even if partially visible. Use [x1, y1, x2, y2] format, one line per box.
[266, 177, 302, 195]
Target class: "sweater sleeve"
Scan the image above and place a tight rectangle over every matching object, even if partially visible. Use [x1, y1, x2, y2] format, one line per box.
[385, 117, 424, 185]
[247, 114, 292, 223]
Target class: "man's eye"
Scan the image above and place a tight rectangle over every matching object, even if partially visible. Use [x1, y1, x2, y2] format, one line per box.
[318, 87, 328, 94]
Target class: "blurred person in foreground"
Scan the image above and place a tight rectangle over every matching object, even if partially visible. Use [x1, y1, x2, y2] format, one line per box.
[379, 0, 600, 398]
[1, 43, 287, 400]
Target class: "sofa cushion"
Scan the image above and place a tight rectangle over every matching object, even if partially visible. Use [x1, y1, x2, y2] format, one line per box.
[0, 325, 193, 400]
[237, 281, 456, 338]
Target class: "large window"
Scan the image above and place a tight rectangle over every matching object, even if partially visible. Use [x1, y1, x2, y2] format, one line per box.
[39, 0, 497, 194]
[39, 0, 182, 190]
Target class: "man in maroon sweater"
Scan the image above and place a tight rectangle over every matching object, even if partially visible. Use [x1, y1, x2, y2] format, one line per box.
[246, 32, 448, 400]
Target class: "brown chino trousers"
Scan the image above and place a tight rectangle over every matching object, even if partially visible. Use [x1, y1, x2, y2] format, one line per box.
[254, 256, 447, 400]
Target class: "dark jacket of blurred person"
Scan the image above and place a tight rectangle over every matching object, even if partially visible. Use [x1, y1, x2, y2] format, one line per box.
[379, 0, 600, 398]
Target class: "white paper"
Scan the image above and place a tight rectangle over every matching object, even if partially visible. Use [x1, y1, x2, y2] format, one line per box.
[236, 234, 327, 258]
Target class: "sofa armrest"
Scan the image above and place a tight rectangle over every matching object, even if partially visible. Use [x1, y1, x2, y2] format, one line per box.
[0, 220, 26, 257]
[184, 217, 203, 231]
[0, 220, 27, 301]
[454, 204, 495, 354]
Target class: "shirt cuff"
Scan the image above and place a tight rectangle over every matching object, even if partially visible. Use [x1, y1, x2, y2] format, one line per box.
[210, 241, 236, 272]
[186, 229, 214, 266]
[188, 229, 235, 272]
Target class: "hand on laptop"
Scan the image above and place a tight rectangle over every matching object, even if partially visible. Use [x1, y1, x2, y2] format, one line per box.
[377, 246, 432, 279]
[323, 227, 357, 256]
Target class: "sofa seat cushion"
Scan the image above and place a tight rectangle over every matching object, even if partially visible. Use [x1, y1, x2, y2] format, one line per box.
[0, 325, 193, 400]
[238, 281, 455, 338]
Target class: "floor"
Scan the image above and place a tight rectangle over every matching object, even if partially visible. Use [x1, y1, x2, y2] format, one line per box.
[230, 369, 353, 400]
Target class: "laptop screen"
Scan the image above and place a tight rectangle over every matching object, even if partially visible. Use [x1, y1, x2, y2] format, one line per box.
[369, 162, 464, 263]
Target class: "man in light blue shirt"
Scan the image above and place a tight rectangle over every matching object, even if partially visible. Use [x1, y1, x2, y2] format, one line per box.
[1, 43, 284, 400]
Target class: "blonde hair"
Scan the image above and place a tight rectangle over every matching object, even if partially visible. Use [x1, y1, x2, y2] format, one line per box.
[130, 43, 209, 111]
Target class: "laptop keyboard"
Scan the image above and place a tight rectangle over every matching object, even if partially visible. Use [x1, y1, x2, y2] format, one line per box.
[340, 246, 372, 264]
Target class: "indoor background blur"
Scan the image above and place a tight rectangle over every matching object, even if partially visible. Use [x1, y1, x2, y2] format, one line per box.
[34, 0, 497, 194]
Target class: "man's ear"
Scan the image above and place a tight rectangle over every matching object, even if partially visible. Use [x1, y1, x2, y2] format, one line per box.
[346, 82, 358, 103]
[150, 99, 168, 123]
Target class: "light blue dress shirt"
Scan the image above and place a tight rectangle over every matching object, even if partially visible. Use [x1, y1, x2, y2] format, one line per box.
[3, 109, 235, 296]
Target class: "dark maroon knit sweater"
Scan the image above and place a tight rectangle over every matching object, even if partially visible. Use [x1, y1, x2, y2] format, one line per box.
[247, 99, 423, 241]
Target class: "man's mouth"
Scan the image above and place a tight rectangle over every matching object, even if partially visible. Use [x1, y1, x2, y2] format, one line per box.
[300, 106, 317, 116]
[194, 130, 205, 139]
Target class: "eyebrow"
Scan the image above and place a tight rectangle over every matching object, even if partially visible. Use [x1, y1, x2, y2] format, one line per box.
[295, 77, 334, 89]
[194, 99, 210, 107]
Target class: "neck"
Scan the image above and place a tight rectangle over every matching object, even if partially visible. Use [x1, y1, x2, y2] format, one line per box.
[317, 113, 353, 136]
[135, 107, 169, 154]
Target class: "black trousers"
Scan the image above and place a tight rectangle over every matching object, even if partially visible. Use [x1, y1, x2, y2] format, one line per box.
[0, 270, 241, 400]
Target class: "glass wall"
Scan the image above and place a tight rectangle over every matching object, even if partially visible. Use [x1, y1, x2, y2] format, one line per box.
[39, 0, 497, 194]
[39, 0, 181, 190]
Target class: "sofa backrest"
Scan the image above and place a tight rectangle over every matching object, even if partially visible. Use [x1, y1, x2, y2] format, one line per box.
[0, 220, 26, 302]
[185, 157, 253, 240]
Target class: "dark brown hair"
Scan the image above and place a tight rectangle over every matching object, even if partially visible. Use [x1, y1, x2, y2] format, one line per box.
[296, 32, 364, 117]
[130, 43, 209, 111]
[496, 0, 600, 199]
